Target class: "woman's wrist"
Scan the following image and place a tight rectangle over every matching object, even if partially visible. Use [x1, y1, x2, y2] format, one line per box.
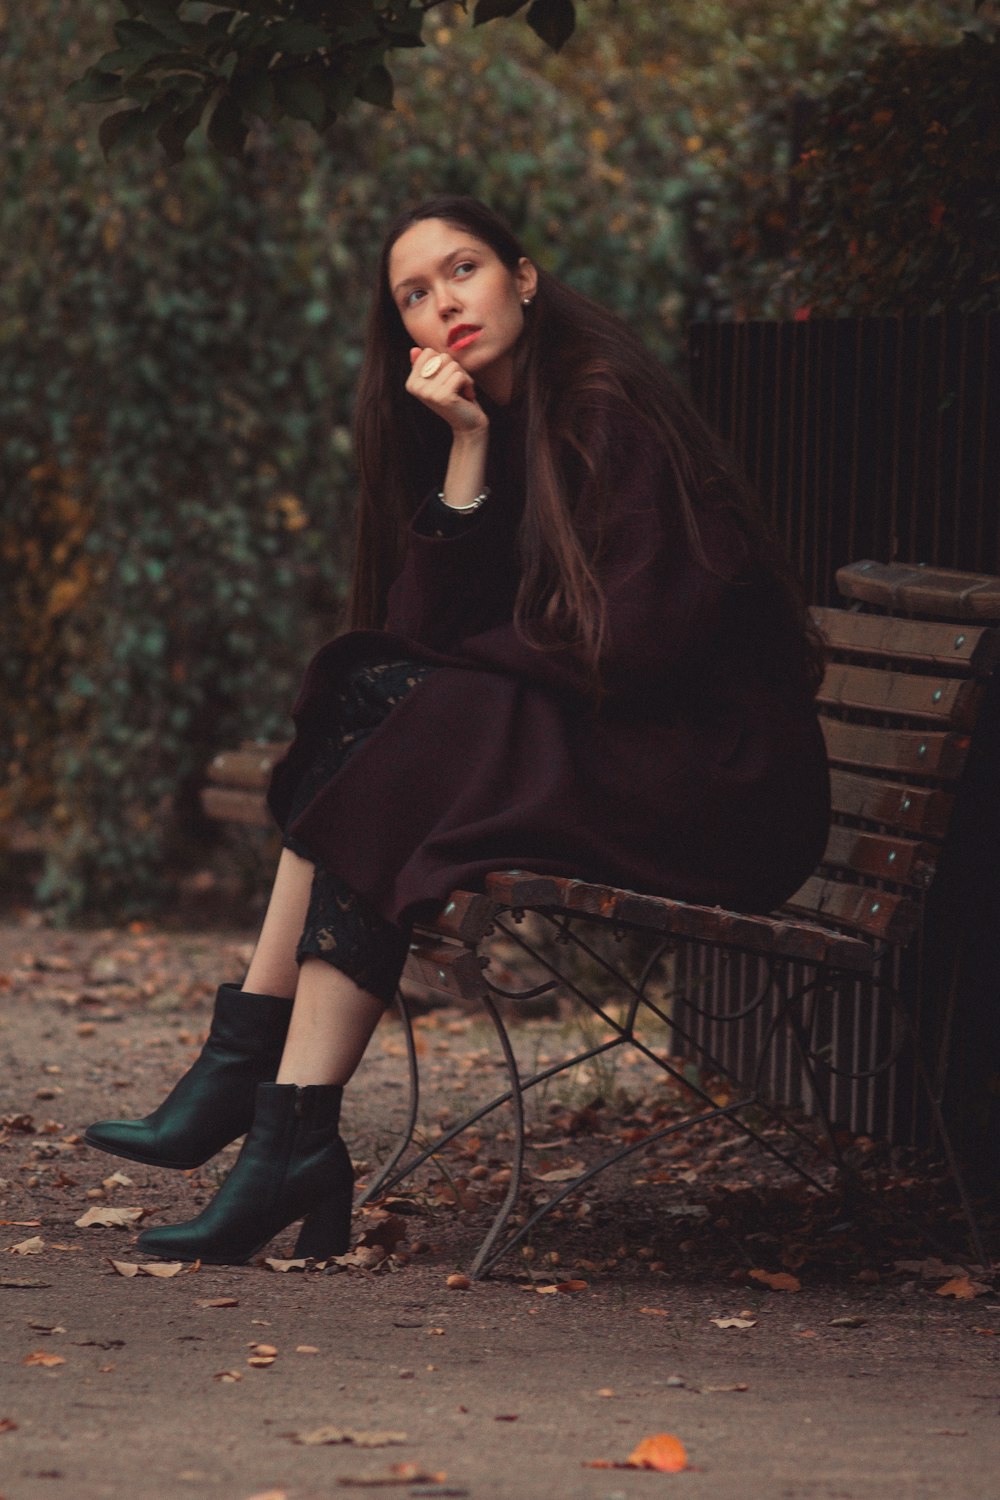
[441, 427, 489, 510]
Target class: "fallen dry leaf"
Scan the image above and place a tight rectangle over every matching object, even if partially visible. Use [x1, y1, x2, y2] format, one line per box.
[247, 1356, 276, 1368]
[249, 1342, 278, 1355]
[215, 1370, 243, 1383]
[24, 1351, 66, 1368]
[263, 1257, 311, 1272]
[937, 1276, 989, 1300]
[711, 1317, 756, 1329]
[291, 1427, 407, 1448]
[749, 1269, 801, 1293]
[196, 1297, 239, 1309]
[27, 1322, 66, 1334]
[0, 1418, 20, 1434]
[296, 1345, 319, 1354]
[627, 1434, 688, 1472]
[75, 1206, 144, 1229]
[638, 1306, 670, 1317]
[244, 1491, 287, 1500]
[107, 1259, 186, 1279]
[829, 1315, 867, 1328]
[703, 1383, 749, 1393]
[535, 1162, 585, 1183]
[9, 1237, 45, 1256]
[335, 1463, 446, 1488]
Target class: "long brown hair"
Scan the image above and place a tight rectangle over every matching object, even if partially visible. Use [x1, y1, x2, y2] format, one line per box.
[349, 196, 823, 695]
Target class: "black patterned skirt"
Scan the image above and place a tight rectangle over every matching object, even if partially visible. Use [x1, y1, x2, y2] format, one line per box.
[282, 658, 434, 1004]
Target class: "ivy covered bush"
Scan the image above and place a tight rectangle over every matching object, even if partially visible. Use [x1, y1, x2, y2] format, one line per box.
[791, 30, 1000, 316]
[0, 0, 986, 917]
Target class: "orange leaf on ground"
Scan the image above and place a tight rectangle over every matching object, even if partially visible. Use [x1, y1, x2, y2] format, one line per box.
[627, 1434, 688, 1472]
[937, 1276, 988, 1300]
[749, 1269, 801, 1292]
[24, 1351, 66, 1368]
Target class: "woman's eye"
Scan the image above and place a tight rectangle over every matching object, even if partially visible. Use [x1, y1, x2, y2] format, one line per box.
[453, 261, 475, 279]
[404, 288, 425, 308]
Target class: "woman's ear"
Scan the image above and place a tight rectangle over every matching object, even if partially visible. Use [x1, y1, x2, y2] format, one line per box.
[516, 257, 538, 303]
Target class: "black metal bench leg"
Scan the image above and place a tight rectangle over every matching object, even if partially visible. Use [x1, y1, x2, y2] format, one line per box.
[468, 990, 528, 1280]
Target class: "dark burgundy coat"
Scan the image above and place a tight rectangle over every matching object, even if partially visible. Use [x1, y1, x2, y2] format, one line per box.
[267, 404, 830, 928]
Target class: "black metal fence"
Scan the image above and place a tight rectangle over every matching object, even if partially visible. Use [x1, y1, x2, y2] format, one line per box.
[688, 314, 1000, 605]
[681, 314, 1000, 1147]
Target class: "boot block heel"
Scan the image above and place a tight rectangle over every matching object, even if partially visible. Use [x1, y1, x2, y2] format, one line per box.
[294, 1188, 353, 1259]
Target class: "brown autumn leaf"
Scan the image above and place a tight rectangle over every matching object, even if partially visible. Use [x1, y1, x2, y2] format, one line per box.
[107, 1259, 186, 1278]
[244, 1491, 287, 1500]
[215, 1370, 243, 1383]
[24, 1351, 66, 1368]
[710, 1316, 756, 1329]
[703, 1383, 749, 1393]
[0, 1418, 19, 1434]
[535, 1162, 585, 1182]
[749, 1268, 801, 1292]
[638, 1306, 670, 1317]
[335, 1463, 446, 1487]
[296, 1345, 319, 1354]
[627, 1434, 689, 1472]
[9, 1237, 45, 1255]
[247, 1356, 276, 1368]
[355, 1212, 409, 1252]
[446, 1273, 471, 1290]
[937, 1276, 989, 1300]
[263, 1257, 311, 1273]
[74, 1206, 144, 1229]
[196, 1297, 239, 1308]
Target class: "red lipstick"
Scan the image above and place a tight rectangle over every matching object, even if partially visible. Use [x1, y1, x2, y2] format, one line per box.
[447, 324, 482, 351]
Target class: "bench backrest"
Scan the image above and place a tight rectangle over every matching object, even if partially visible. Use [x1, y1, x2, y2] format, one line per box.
[784, 586, 1000, 945]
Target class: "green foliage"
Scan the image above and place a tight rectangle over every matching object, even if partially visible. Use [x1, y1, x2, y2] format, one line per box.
[2, 0, 990, 918]
[69, 0, 582, 162]
[791, 32, 1000, 315]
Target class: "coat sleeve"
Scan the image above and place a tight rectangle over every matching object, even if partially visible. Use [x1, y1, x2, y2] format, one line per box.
[386, 426, 749, 706]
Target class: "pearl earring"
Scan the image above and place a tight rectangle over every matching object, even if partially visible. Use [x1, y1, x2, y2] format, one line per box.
[522, 297, 533, 306]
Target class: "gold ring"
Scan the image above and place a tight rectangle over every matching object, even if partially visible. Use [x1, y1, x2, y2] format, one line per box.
[420, 354, 444, 379]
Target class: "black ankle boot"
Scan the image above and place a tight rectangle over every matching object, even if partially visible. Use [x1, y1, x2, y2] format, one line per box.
[84, 984, 291, 1170]
[134, 1083, 353, 1265]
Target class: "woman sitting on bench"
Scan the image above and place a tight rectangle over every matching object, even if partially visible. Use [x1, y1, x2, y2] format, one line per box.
[86, 196, 830, 1264]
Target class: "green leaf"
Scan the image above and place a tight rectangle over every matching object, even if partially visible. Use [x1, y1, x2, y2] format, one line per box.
[525, 0, 576, 51]
[66, 69, 125, 105]
[98, 107, 153, 161]
[272, 69, 327, 128]
[156, 94, 209, 162]
[132, 0, 197, 50]
[267, 21, 332, 55]
[474, 0, 529, 23]
[206, 91, 249, 157]
[355, 63, 394, 110]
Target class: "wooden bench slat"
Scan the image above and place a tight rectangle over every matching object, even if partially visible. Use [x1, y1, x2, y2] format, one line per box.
[200, 787, 275, 828]
[821, 718, 970, 779]
[820, 825, 936, 888]
[206, 746, 285, 790]
[404, 940, 488, 1002]
[811, 606, 1000, 673]
[784, 876, 917, 943]
[482, 872, 875, 972]
[837, 561, 1000, 621]
[828, 768, 953, 838]
[818, 662, 979, 727]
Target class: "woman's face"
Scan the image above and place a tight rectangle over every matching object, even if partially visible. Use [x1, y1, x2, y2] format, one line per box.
[387, 218, 537, 403]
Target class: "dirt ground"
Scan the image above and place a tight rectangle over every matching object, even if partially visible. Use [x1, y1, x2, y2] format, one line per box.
[2, 912, 999, 1500]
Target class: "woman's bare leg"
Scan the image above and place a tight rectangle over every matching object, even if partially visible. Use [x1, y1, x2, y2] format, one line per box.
[276, 958, 387, 1086]
[243, 847, 388, 1085]
[242, 846, 316, 999]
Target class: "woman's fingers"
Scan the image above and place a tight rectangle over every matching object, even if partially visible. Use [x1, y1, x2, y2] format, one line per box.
[405, 348, 487, 433]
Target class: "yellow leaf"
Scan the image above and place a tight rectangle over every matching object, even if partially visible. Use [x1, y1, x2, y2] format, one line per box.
[10, 1236, 44, 1255]
[627, 1433, 688, 1472]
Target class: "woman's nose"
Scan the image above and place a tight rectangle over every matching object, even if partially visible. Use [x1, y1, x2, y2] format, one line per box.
[434, 284, 459, 317]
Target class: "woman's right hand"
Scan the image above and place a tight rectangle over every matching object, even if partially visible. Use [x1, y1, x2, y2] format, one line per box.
[406, 347, 489, 438]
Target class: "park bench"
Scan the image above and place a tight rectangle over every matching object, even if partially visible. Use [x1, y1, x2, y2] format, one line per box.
[201, 560, 1000, 1276]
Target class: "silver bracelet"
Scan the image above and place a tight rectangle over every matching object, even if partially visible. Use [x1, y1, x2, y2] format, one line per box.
[437, 485, 491, 513]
